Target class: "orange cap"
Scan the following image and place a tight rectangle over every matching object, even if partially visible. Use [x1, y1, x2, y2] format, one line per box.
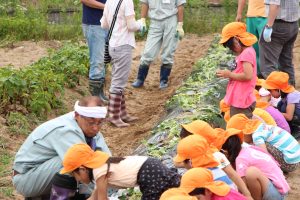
[215, 128, 244, 150]
[226, 114, 262, 135]
[254, 89, 260, 100]
[219, 99, 230, 113]
[254, 108, 276, 126]
[180, 167, 230, 196]
[174, 135, 219, 168]
[256, 101, 270, 110]
[60, 143, 109, 174]
[219, 22, 257, 46]
[224, 111, 230, 122]
[256, 78, 264, 86]
[262, 71, 295, 93]
[181, 120, 218, 144]
[160, 188, 197, 200]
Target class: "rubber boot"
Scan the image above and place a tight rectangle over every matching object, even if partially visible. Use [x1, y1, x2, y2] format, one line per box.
[50, 173, 77, 200]
[89, 78, 108, 103]
[159, 64, 172, 89]
[108, 93, 130, 127]
[132, 64, 150, 88]
[120, 94, 138, 122]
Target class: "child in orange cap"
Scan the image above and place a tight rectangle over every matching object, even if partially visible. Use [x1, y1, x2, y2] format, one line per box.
[217, 22, 257, 119]
[227, 113, 300, 173]
[60, 143, 181, 200]
[179, 167, 247, 200]
[263, 71, 300, 138]
[220, 128, 289, 200]
[220, 98, 277, 126]
[256, 88, 291, 133]
[160, 188, 197, 200]
[174, 134, 253, 200]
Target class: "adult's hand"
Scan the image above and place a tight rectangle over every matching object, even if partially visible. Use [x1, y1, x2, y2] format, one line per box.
[263, 26, 273, 42]
[176, 22, 184, 40]
[139, 18, 147, 36]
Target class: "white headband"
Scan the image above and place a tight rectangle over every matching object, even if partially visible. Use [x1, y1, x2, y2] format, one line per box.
[74, 101, 107, 118]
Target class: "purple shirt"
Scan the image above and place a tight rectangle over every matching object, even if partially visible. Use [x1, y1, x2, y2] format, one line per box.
[265, 106, 291, 133]
[286, 91, 300, 110]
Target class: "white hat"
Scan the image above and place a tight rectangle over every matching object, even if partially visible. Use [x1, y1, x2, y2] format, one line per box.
[259, 88, 270, 97]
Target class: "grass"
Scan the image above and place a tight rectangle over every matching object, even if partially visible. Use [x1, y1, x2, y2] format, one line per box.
[0, 0, 237, 43]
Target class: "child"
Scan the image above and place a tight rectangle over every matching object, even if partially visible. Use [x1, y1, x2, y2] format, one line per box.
[219, 99, 276, 125]
[216, 22, 257, 119]
[262, 71, 300, 138]
[256, 87, 291, 133]
[227, 113, 300, 172]
[60, 143, 181, 200]
[160, 188, 197, 200]
[173, 134, 253, 200]
[179, 167, 247, 200]
[221, 130, 289, 200]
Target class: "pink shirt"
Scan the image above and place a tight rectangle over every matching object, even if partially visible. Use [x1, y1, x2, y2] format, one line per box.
[101, 0, 136, 48]
[212, 189, 247, 200]
[224, 47, 257, 108]
[236, 145, 290, 194]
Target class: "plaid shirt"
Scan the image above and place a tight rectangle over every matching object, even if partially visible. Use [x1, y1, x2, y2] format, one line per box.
[265, 0, 300, 22]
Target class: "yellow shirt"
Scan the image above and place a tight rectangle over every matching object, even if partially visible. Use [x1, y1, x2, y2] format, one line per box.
[247, 0, 266, 17]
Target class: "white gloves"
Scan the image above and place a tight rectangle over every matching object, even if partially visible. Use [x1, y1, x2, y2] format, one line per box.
[176, 22, 184, 40]
[137, 18, 147, 36]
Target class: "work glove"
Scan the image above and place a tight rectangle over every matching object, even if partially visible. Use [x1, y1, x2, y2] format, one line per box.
[263, 25, 272, 42]
[176, 22, 184, 40]
[138, 18, 147, 36]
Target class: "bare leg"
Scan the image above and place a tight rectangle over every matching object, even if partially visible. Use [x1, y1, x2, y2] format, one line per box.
[244, 166, 270, 200]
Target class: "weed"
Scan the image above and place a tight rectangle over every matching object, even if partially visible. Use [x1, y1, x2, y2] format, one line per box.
[6, 112, 30, 136]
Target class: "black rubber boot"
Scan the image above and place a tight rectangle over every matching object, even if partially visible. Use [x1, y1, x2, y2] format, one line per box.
[132, 64, 150, 88]
[89, 78, 108, 103]
[159, 64, 172, 89]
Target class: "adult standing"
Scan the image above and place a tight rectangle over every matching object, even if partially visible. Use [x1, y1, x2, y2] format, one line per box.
[81, 0, 109, 102]
[101, 0, 144, 127]
[259, 0, 300, 86]
[12, 96, 111, 199]
[131, 0, 186, 89]
[236, 0, 267, 77]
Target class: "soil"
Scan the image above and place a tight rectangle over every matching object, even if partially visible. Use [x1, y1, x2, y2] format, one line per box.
[0, 34, 300, 199]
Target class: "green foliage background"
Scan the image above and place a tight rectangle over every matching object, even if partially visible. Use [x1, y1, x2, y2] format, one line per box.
[0, 0, 237, 42]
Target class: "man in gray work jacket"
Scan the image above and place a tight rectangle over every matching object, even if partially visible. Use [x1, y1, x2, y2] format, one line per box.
[132, 0, 186, 89]
[12, 96, 111, 199]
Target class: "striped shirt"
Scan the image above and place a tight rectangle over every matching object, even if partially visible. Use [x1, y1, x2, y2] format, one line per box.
[252, 123, 300, 164]
[265, 0, 300, 22]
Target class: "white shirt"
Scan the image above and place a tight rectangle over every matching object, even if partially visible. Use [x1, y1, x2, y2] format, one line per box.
[101, 0, 137, 48]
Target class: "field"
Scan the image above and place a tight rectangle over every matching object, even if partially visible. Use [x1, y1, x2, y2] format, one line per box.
[0, 0, 300, 199]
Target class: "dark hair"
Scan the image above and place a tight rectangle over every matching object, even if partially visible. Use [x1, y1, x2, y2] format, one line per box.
[221, 135, 242, 169]
[223, 37, 234, 49]
[106, 157, 125, 164]
[79, 96, 105, 107]
[189, 187, 206, 196]
[74, 167, 94, 181]
[255, 85, 262, 91]
[280, 90, 287, 99]
[223, 37, 246, 51]
[180, 128, 193, 139]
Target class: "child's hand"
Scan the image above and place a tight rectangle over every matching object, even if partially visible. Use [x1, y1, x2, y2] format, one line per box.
[216, 69, 231, 78]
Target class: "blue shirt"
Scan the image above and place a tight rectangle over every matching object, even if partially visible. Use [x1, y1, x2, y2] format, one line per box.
[82, 0, 107, 25]
[13, 112, 111, 174]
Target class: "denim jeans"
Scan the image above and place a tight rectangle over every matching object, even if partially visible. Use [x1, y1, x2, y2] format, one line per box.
[82, 24, 107, 80]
